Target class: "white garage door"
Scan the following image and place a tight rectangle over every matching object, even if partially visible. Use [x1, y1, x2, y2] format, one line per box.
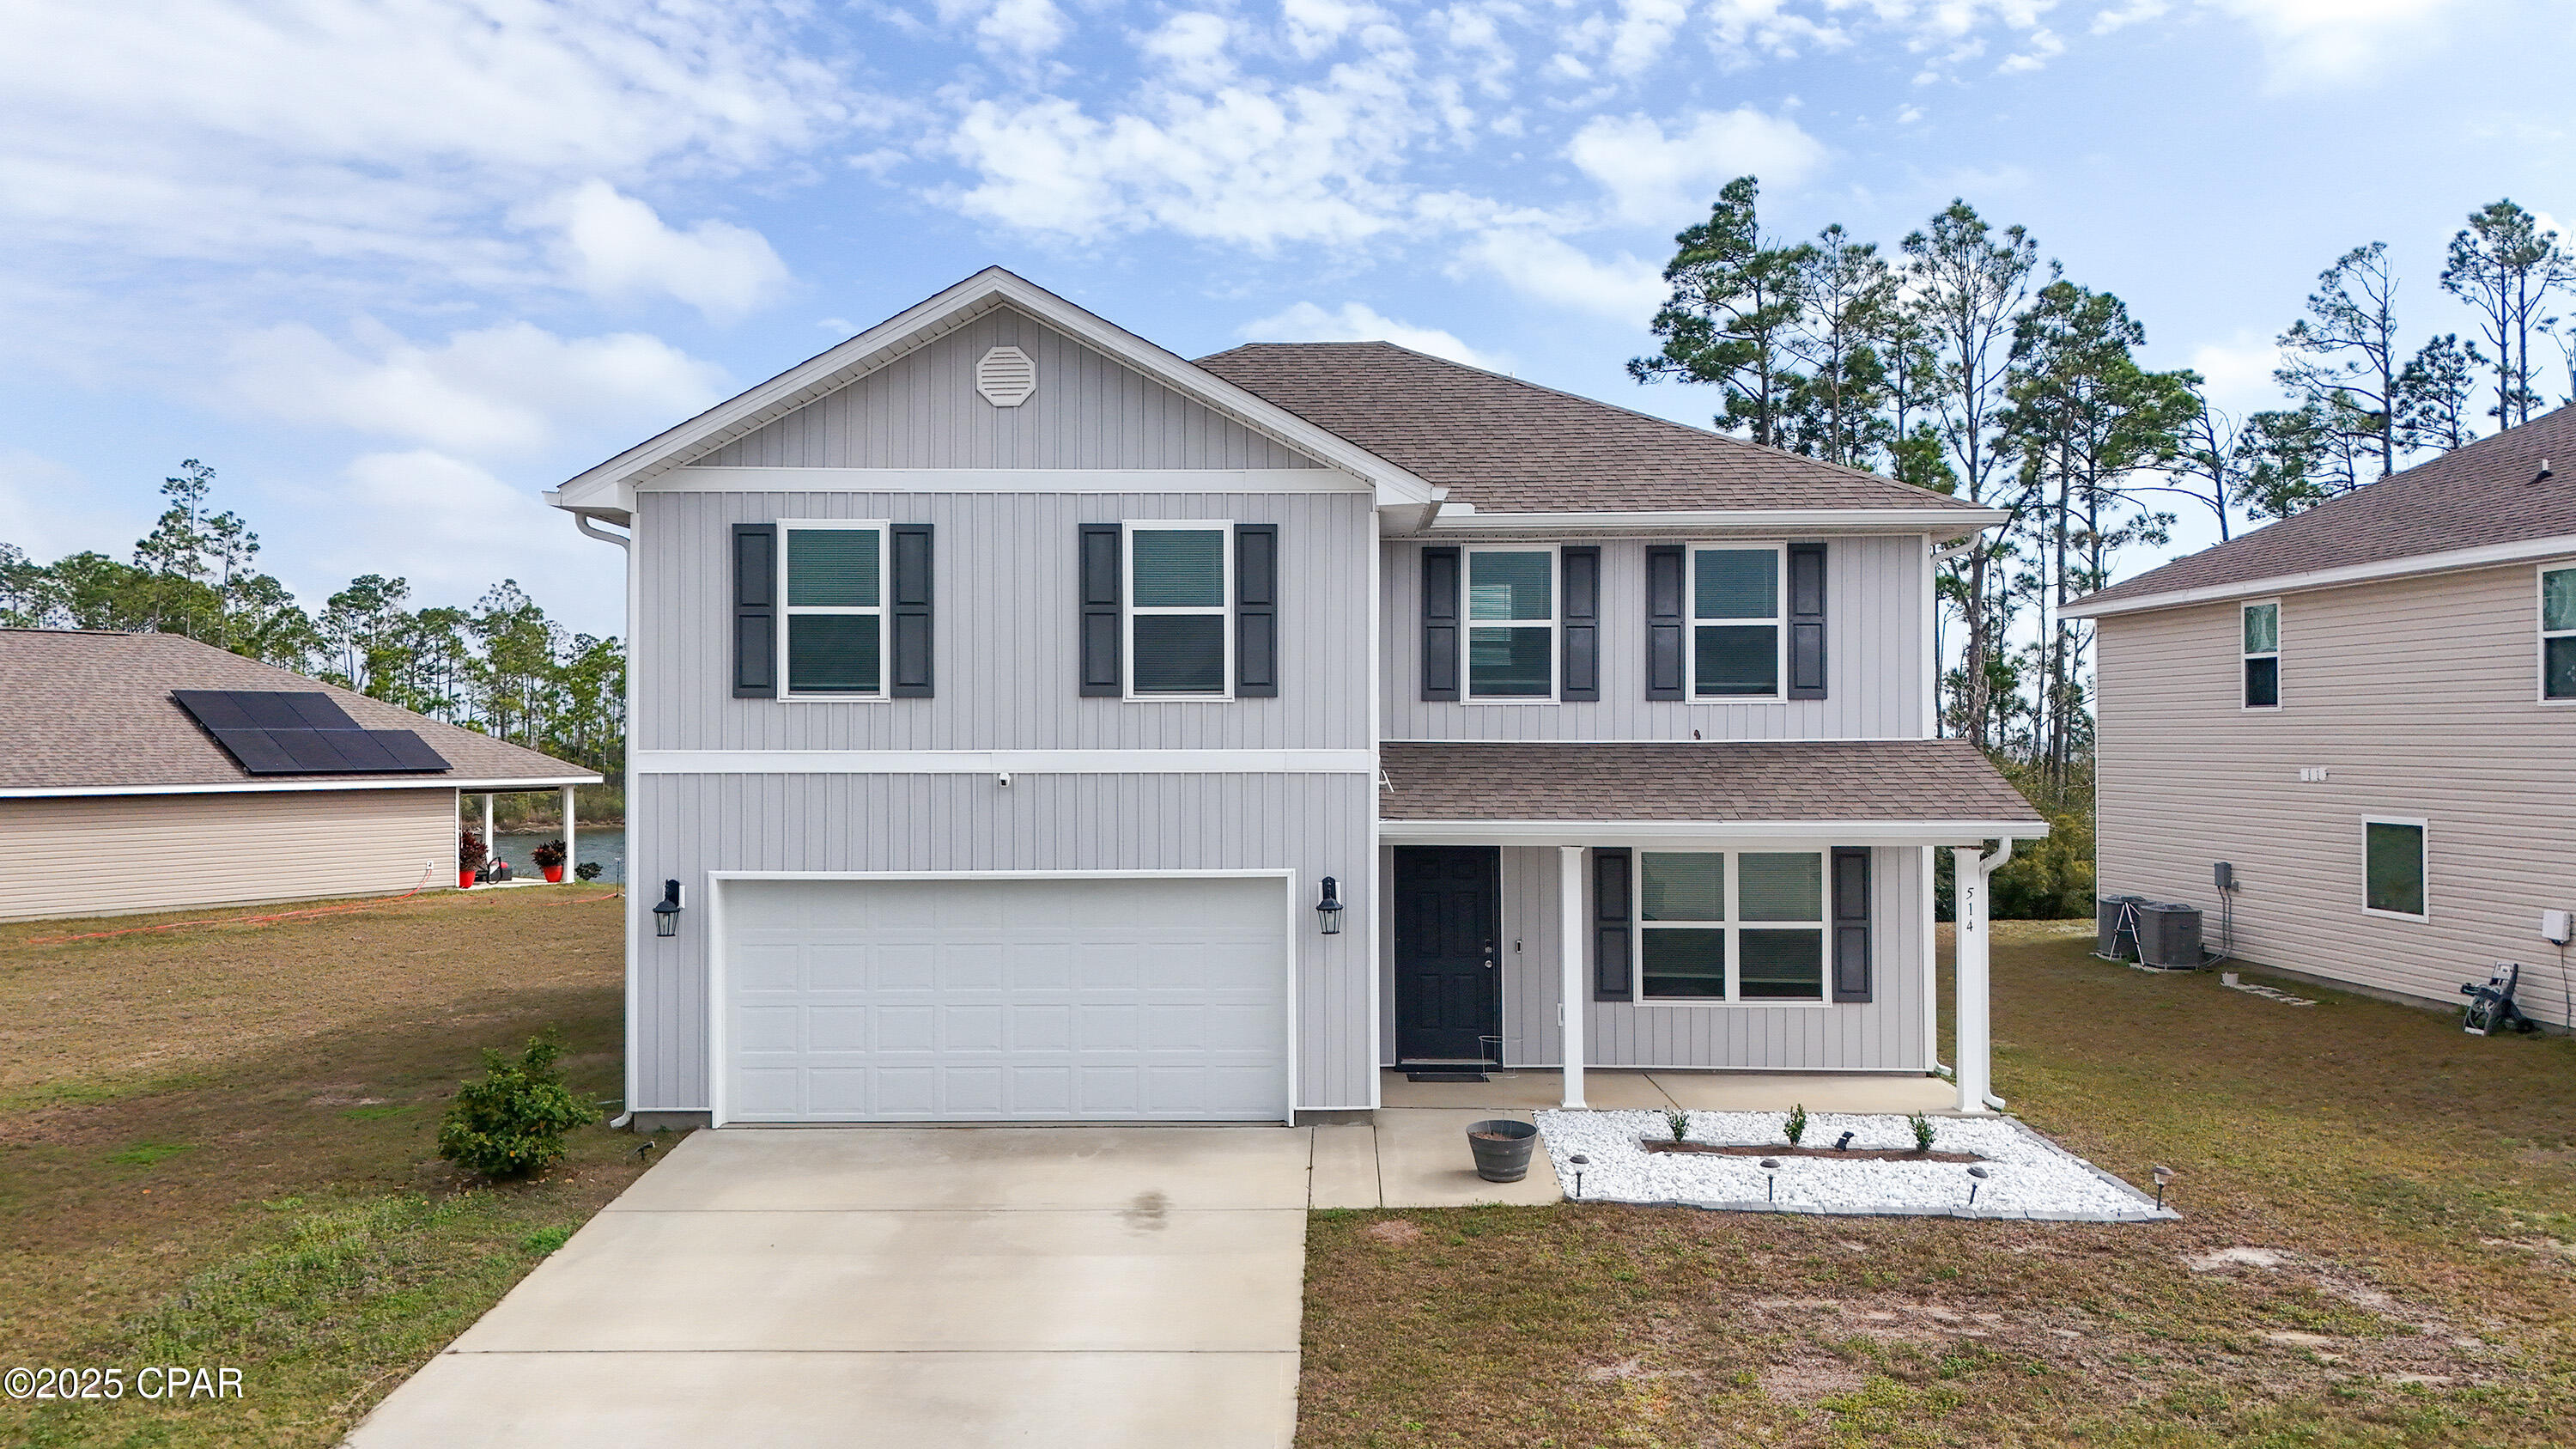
[719, 875, 1291, 1123]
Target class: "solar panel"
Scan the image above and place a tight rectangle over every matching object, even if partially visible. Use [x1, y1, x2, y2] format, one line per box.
[173, 691, 452, 776]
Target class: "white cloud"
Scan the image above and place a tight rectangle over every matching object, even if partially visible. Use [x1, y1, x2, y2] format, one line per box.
[2092, 0, 2168, 33]
[519, 181, 791, 320]
[319, 451, 618, 621]
[1996, 27, 2065, 72]
[936, 0, 1071, 57]
[1565, 108, 1828, 224]
[1601, 0, 1694, 76]
[1240, 301, 1505, 368]
[1140, 12, 1238, 88]
[2211, 0, 2451, 88]
[2188, 332, 2288, 417]
[1463, 232, 1667, 321]
[226, 320, 729, 458]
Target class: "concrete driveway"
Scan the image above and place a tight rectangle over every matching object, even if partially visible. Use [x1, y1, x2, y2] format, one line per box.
[345, 1127, 1313, 1448]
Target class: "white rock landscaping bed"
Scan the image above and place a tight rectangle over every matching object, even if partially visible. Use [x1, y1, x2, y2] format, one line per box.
[1534, 1110, 2178, 1222]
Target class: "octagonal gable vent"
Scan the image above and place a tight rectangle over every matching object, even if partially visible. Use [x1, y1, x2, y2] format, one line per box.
[976, 345, 1037, 408]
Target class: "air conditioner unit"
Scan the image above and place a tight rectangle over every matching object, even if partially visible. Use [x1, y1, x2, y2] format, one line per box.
[2095, 894, 2148, 960]
[2136, 903, 2205, 971]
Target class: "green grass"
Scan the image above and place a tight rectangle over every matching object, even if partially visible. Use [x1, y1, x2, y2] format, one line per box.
[103, 1142, 193, 1166]
[1297, 922, 2576, 1447]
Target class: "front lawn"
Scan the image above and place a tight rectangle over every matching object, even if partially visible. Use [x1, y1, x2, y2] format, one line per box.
[1300, 922, 2576, 1446]
[0, 886, 664, 1447]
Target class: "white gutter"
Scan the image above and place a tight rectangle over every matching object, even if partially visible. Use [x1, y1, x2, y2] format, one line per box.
[1423, 507, 2012, 534]
[0, 775, 600, 800]
[2064, 532, 2576, 619]
[1382, 819, 2050, 846]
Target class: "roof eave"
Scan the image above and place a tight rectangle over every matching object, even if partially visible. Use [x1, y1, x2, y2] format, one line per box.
[2064, 531, 2576, 619]
[550, 268, 1442, 514]
[0, 772, 604, 800]
[1379, 819, 2050, 845]
[1411, 506, 2008, 536]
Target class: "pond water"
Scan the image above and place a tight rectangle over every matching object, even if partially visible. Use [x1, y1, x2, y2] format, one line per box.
[491, 825, 626, 884]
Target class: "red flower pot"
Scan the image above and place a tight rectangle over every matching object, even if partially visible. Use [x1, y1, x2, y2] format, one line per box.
[458, 868, 477, 889]
[543, 865, 565, 884]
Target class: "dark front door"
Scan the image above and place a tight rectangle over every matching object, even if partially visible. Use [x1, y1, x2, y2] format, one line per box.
[1393, 846, 1502, 1064]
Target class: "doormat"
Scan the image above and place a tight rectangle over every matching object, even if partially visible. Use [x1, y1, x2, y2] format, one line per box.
[1406, 1070, 1490, 1083]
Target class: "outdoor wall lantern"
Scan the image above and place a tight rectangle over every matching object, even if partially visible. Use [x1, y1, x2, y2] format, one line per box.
[653, 880, 684, 938]
[1315, 877, 1346, 935]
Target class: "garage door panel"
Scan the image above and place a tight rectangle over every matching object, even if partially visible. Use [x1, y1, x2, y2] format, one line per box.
[721, 877, 1291, 1123]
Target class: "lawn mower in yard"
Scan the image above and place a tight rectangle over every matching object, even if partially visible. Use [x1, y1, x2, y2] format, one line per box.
[2460, 963, 2542, 1036]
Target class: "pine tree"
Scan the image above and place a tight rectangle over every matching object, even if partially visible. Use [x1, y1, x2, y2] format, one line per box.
[2440, 199, 2574, 428]
[1630, 177, 1814, 448]
[2274, 243, 2402, 479]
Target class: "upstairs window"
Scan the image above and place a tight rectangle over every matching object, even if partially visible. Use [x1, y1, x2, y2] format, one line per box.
[1692, 545, 1783, 698]
[2242, 600, 2280, 709]
[1465, 547, 1555, 699]
[1637, 849, 1826, 1003]
[1127, 522, 1230, 697]
[781, 521, 885, 698]
[2543, 567, 2576, 701]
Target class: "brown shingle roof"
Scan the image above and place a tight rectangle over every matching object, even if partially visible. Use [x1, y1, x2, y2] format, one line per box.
[1194, 342, 1987, 516]
[2074, 404, 2576, 611]
[0, 630, 599, 792]
[1378, 740, 2042, 824]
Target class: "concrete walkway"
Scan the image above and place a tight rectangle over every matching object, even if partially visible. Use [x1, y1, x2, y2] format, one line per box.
[344, 1128, 1313, 1449]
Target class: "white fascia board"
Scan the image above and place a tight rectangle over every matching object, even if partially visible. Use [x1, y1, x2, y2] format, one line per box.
[545, 488, 632, 527]
[659, 467, 1369, 495]
[550, 267, 1439, 513]
[637, 748, 1376, 775]
[1417, 507, 2011, 535]
[1378, 819, 2051, 846]
[2063, 533, 2576, 618]
[0, 775, 602, 801]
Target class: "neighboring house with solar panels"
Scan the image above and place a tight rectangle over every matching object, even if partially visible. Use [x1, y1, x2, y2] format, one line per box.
[0, 629, 601, 922]
[550, 266, 2048, 1131]
[2066, 404, 2576, 1028]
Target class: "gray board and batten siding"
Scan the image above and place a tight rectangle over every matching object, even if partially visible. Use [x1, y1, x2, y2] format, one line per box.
[696, 305, 1323, 472]
[629, 770, 1376, 1113]
[1381, 534, 1929, 741]
[635, 490, 1374, 752]
[1374, 843, 1931, 1071]
[2095, 559, 2576, 1026]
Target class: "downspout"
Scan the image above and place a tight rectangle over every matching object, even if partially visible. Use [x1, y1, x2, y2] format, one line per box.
[570, 511, 637, 1129]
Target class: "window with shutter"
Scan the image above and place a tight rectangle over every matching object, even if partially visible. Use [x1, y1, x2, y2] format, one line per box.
[1464, 545, 1556, 700]
[1688, 544, 1783, 700]
[732, 523, 775, 698]
[776, 521, 888, 698]
[1078, 524, 1121, 697]
[1592, 848, 1633, 1002]
[1830, 846, 1872, 1002]
[1421, 546, 1461, 701]
[890, 523, 934, 697]
[1561, 546, 1601, 702]
[1235, 524, 1279, 697]
[1632, 849, 1828, 1002]
[1125, 521, 1231, 698]
[1787, 541, 1827, 701]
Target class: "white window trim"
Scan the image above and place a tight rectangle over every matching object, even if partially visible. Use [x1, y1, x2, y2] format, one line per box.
[777, 519, 890, 703]
[2360, 814, 2429, 922]
[1634, 847, 1832, 1006]
[2537, 565, 2576, 705]
[2241, 598, 2281, 711]
[1123, 520, 1234, 702]
[1686, 541, 1789, 704]
[1461, 543, 1560, 703]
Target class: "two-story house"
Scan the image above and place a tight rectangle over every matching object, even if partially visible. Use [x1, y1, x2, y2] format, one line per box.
[548, 268, 2046, 1129]
[2067, 406, 2576, 1031]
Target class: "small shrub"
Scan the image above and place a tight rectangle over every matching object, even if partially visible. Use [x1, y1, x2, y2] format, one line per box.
[436, 1032, 593, 1179]
[1909, 1112, 1936, 1153]
[531, 838, 568, 870]
[458, 830, 488, 870]
[573, 861, 604, 883]
[1664, 1108, 1691, 1143]
[1784, 1104, 1808, 1146]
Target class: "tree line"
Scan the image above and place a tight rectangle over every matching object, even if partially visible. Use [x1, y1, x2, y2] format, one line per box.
[1631, 184, 2573, 913]
[0, 463, 623, 781]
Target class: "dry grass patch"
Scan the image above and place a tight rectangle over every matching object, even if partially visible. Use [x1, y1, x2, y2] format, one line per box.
[1299, 922, 2576, 1446]
[0, 886, 666, 1446]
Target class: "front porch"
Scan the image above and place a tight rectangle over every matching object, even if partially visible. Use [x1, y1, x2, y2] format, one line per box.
[1376, 1068, 1957, 1115]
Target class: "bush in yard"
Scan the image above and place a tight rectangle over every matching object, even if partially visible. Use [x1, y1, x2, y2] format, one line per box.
[1909, 1112, 1936, 1153]
[437, 1032, 593, 1178]
[573, 861, 603, 882]
[1783, 1103, 1808, 1146]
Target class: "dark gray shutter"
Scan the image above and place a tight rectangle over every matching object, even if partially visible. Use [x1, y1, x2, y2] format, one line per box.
[1236, 524, 1279, 697]
[732, 523, 775, 698]
[1645, 544, 1686, 700]
[1420, 546, 1461, 701]
[1593, 847, 1633, 1002]
[890, 524, 933, 697]
[1561, 545, 1601, 703]
[1078, 524, 1121, 697]
[1831, 845, 1872, 1002]
[1788, 541, 1827, 700]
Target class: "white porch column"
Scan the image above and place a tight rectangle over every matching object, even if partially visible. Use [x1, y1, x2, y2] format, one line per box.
[1558, 844, 1586, 1109]
[482, 793, 495, 863]
[1952, 843, 1995, 1115]
[561, 786, 577, 882]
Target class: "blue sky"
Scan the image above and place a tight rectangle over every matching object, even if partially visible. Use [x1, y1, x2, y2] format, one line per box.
[3, 0, 2568, 638]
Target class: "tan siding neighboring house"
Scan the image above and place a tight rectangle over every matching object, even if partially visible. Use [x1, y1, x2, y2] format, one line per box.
[0, 788, 458, 922]
[2093, 545, 2576, 1028]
